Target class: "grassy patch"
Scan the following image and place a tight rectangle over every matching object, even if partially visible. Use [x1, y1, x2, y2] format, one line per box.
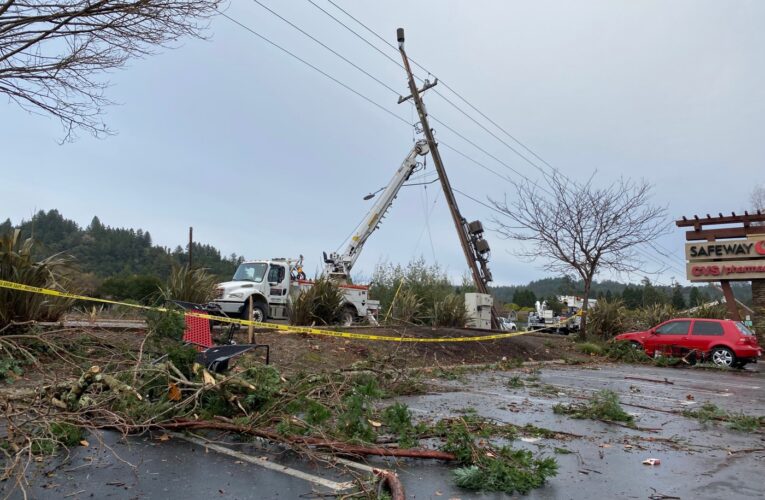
[553, 390, 634, 424]
[603, 341, 652, 363]
[653, 355, 683, 367]
[576, 342, 603, 356]
[0, 357, 24, 382]
[507, 375, 524, 389]
[432, 366, 469, 381]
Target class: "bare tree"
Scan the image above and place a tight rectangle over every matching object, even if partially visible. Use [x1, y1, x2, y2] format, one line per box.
[491, 173, 669, 338]
[751, 184, 765, 212]
[0, 0, 221, 140]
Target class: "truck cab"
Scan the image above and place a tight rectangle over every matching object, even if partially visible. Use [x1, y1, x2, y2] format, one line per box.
[214, 259, 291, 322]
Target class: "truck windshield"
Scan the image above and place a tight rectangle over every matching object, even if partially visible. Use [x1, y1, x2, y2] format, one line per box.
[232, 263, 268, 282]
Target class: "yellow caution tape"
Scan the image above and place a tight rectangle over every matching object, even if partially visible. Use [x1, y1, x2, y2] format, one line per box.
[0, 279, 558, 343]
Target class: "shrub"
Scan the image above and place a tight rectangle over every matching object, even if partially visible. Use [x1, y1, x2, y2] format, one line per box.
[145, 309, 186, 341]
[603, 341, 652, 363]
[0, 230, 74, 328]
[390, 289, 425, 324]
[371, 258, 455, 321]
[159, 264, 217, 305]
[289, 277, 345, 326]
[632, 303, 675, 330]
[431, 294, 467, 327]
[98, 274, 163, 304]
[587, 298, 626, 339]
[690, 303, 728, 319]
[576, 342, 603, 355]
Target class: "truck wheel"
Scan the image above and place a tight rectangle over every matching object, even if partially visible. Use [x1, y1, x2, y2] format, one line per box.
[340, 306, 356, 327]
[243, 301, 267, 323]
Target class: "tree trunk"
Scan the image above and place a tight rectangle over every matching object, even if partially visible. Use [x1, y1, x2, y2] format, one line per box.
[751, 280, 765, 346]
[580, 280, 592, 340]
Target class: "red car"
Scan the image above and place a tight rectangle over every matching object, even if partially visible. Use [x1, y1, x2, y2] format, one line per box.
[614, 318, 761, 368]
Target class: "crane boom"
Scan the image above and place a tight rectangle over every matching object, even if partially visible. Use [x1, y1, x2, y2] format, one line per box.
[324, 140, 429, 280]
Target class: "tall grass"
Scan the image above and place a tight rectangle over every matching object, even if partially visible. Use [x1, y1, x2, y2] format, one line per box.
[0, 230, 74, 328]
[587, 298, 626, 339]
[633, 303, 675, 330]
[288, 277, 345, 326]
[432, 294, 467, 328]
[158, 264, 217, 304]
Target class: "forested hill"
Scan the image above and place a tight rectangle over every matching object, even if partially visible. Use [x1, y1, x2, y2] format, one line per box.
[491, 276, 752, 309]
[1, 210, 242, 282]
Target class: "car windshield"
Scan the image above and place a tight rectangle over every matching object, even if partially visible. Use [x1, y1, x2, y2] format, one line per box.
[736, 322, 754, 336]
[232, 263, 268, 282]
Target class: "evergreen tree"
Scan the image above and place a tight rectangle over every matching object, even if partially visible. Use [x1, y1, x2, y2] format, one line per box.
[512, 288, 537, 308]
[689, 287, 702, 307]
[621, 286, 641, 309]
[671, 284, 686, 310]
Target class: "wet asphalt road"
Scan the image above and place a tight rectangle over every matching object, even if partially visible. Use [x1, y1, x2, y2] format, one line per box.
[5, 362, 763, 499]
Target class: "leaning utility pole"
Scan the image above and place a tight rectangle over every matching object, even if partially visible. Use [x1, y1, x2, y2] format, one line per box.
[396, 28, 500, 329]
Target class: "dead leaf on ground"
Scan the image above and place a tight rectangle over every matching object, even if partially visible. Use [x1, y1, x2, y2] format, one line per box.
[368, 419, 382, 428]
[167, 383, 181, 401]
[157, 434, 171, 442]
[79, 440, 89, 447]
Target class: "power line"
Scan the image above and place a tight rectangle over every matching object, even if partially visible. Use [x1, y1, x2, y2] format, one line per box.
[312, 0, 687, 271]
[218, 12, 411, 128]
[251, 0, 400, 96]
[431, 115, 552, 196]
[222, 7, 680, 285]
[256, 0, 549, 194]
[316, 0, 554, 177]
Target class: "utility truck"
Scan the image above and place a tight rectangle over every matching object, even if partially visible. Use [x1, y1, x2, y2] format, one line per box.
[213, 140, 430, 325]
[526, 296, 589, 334]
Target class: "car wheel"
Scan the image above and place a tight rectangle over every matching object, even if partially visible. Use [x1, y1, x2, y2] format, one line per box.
[710, 347, 735, 368]
[243, 301, 266, 323]
[340, 306, 355, 327]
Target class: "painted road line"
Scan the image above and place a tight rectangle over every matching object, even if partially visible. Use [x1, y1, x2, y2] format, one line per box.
[171, 433, 355, 492]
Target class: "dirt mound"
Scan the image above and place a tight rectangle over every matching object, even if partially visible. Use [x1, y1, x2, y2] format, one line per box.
[249, 326, 581, 373]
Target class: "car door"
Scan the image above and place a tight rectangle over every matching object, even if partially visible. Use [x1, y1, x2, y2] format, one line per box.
[646, 320, 692, 357]
[688, 320, 725, 353]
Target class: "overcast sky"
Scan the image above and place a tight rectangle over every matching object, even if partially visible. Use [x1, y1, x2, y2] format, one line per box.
[2, 0, 763, 286]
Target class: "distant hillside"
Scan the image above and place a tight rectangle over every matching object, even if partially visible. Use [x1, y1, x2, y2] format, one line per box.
[1, 210, 242, 283]
[491, 276, 751, 309]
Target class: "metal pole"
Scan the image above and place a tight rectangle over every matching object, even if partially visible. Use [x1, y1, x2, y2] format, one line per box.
[188, 226, 193, 268]
[396, 28, 499, 329]
[248, 295, 254, 344]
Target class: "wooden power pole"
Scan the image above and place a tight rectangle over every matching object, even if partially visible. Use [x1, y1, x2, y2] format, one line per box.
[396, 28, 500, 329]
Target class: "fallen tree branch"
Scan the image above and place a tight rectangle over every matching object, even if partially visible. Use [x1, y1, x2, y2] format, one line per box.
[624, 376, 673, 385]
[155, 420, 457, 461]
[374, 468, 405, 500]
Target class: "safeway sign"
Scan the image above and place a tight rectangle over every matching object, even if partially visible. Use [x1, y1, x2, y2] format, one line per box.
[686, 236, 765, 282]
